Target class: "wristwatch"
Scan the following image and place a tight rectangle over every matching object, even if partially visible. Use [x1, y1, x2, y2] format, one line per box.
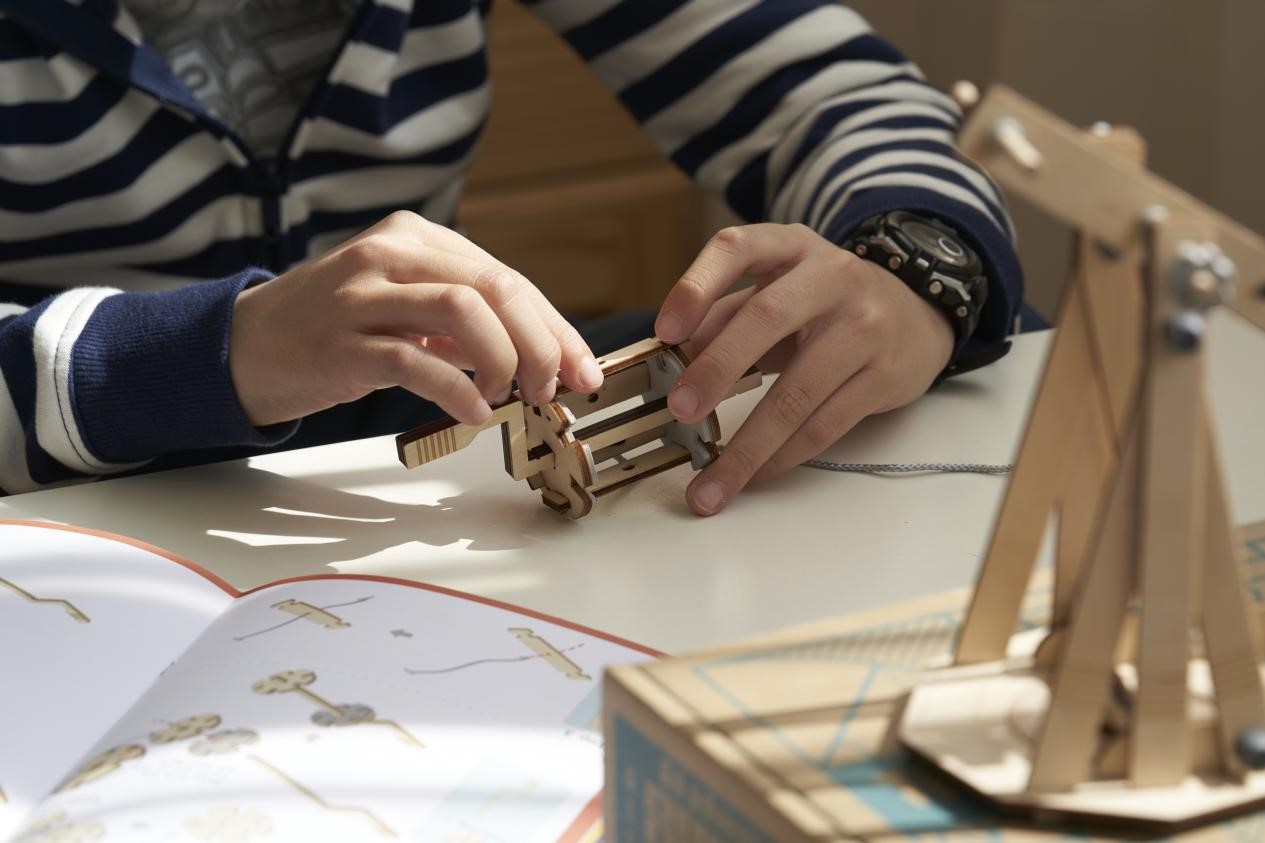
[844, 210, 1002, 377]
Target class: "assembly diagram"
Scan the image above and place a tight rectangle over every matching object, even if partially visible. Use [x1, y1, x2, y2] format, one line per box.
[252, 669, 424, 748]
[234, 596, 373, 641]
[404, 627, 587, 678]
[248, 755, 396, 838]
[0, 576, 90, 623]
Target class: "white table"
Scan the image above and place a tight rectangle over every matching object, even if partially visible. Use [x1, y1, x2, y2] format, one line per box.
[3, 313, 1261, 654]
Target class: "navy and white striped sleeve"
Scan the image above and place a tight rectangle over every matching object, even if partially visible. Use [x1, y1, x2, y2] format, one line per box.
[0, 272, 295, 495]
[523, 0, 1023, 345]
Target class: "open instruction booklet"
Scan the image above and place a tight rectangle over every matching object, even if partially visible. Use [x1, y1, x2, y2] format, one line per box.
[0, 520, 653, 842]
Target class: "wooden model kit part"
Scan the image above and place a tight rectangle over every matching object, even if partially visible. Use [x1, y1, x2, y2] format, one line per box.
[898, 83, 1265, 829]
[395, 338, 761, 518]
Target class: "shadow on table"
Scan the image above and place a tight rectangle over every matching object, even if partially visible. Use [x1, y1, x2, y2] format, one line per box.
[3, 459, 578, 588]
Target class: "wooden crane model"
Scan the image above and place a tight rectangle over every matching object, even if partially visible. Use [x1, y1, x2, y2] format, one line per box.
[898, 84, 1265, 828]
[394, 338, 761, 519]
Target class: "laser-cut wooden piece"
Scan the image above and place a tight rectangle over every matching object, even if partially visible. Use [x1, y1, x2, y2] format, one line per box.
[898, 84, 1265, 828]
[395, 339, 762, 518]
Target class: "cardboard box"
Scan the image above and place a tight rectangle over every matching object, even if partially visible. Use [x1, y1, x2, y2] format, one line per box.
[603, 521, 1265, 841]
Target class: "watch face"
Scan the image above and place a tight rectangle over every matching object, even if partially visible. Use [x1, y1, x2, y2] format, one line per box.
[902, 219, 973, 269]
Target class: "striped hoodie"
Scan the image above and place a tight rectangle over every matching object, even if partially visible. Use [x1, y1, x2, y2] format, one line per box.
[0, 0, 1022, 494]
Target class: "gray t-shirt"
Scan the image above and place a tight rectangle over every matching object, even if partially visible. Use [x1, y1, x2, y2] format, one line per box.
[126, 0, 358, 157]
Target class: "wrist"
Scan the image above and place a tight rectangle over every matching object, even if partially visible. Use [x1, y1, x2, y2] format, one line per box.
[843, 210, 993, 377]
[918, 289, 956, 373]
[229, 281, 273, 427]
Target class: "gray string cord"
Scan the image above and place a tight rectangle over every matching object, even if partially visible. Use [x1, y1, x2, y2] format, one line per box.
[801, 459, 1013, 475]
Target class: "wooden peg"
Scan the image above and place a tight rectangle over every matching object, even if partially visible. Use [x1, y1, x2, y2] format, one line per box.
[950, 79, 980, 111]
[396, 401, 522, 469]
[992, 117, 1044, 173]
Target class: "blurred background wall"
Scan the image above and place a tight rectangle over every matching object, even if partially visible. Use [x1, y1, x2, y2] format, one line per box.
[465, 1, 1265, 321]
[847, 0, 1265, 318]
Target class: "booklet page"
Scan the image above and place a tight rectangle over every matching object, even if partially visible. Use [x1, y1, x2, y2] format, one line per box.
[0, 523, 235, 840]
[17, 574, 651, 841]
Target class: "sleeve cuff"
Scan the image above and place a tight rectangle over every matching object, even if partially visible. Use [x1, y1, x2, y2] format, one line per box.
[70, 269, 299, 463]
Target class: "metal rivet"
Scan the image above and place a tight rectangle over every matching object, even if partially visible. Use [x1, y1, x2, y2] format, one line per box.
[1165, 311, 1204, 351]
[955, 305, 969, 318]
[928, 280, 944, 296]
[1235, 728, 1265, 770]
[1189, 268, 1219, 299]
[888, 255, 903, 270]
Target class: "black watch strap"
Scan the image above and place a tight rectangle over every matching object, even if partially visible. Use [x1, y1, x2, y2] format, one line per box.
[843, 211, 1003, 380]
[935, 339, 1012, 384]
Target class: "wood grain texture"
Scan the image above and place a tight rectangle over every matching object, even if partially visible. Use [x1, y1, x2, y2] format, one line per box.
[955, 278, 1100, 664]
[1028, 431, 1139, 792]
[959, 85, 1265, 331]
[1130, 214, 1210, 787]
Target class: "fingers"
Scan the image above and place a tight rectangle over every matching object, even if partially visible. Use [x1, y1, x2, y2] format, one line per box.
[362, 281, 518, 402]
[374, 247, 565, 404]
[354, 337, 493, 426]
[656, 224, 812, 345]
[460, 267, 561, 405]
[749, 367, 885, 484]
[416, 337, 476, 372]
[679, 288, 799, 375]
[677, 287, 756, 361]
[234, 212, 600, 429]
[369, 211, 602, 395]
[687, 365, 882, 516]
[518, 282, 603, 394]
[667, 262, 829, 425]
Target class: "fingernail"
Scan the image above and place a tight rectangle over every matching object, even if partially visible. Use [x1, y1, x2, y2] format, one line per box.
[493, 388, 511, 406]
[656, 311, 683, 343]
[535, 379, 557, 405]
[579, 356, 603, 390]
[692, 479, 725, 515]
[668, 383, 699, 418]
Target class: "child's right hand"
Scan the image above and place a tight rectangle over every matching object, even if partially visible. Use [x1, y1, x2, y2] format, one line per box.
[228, 211, 604, 428]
